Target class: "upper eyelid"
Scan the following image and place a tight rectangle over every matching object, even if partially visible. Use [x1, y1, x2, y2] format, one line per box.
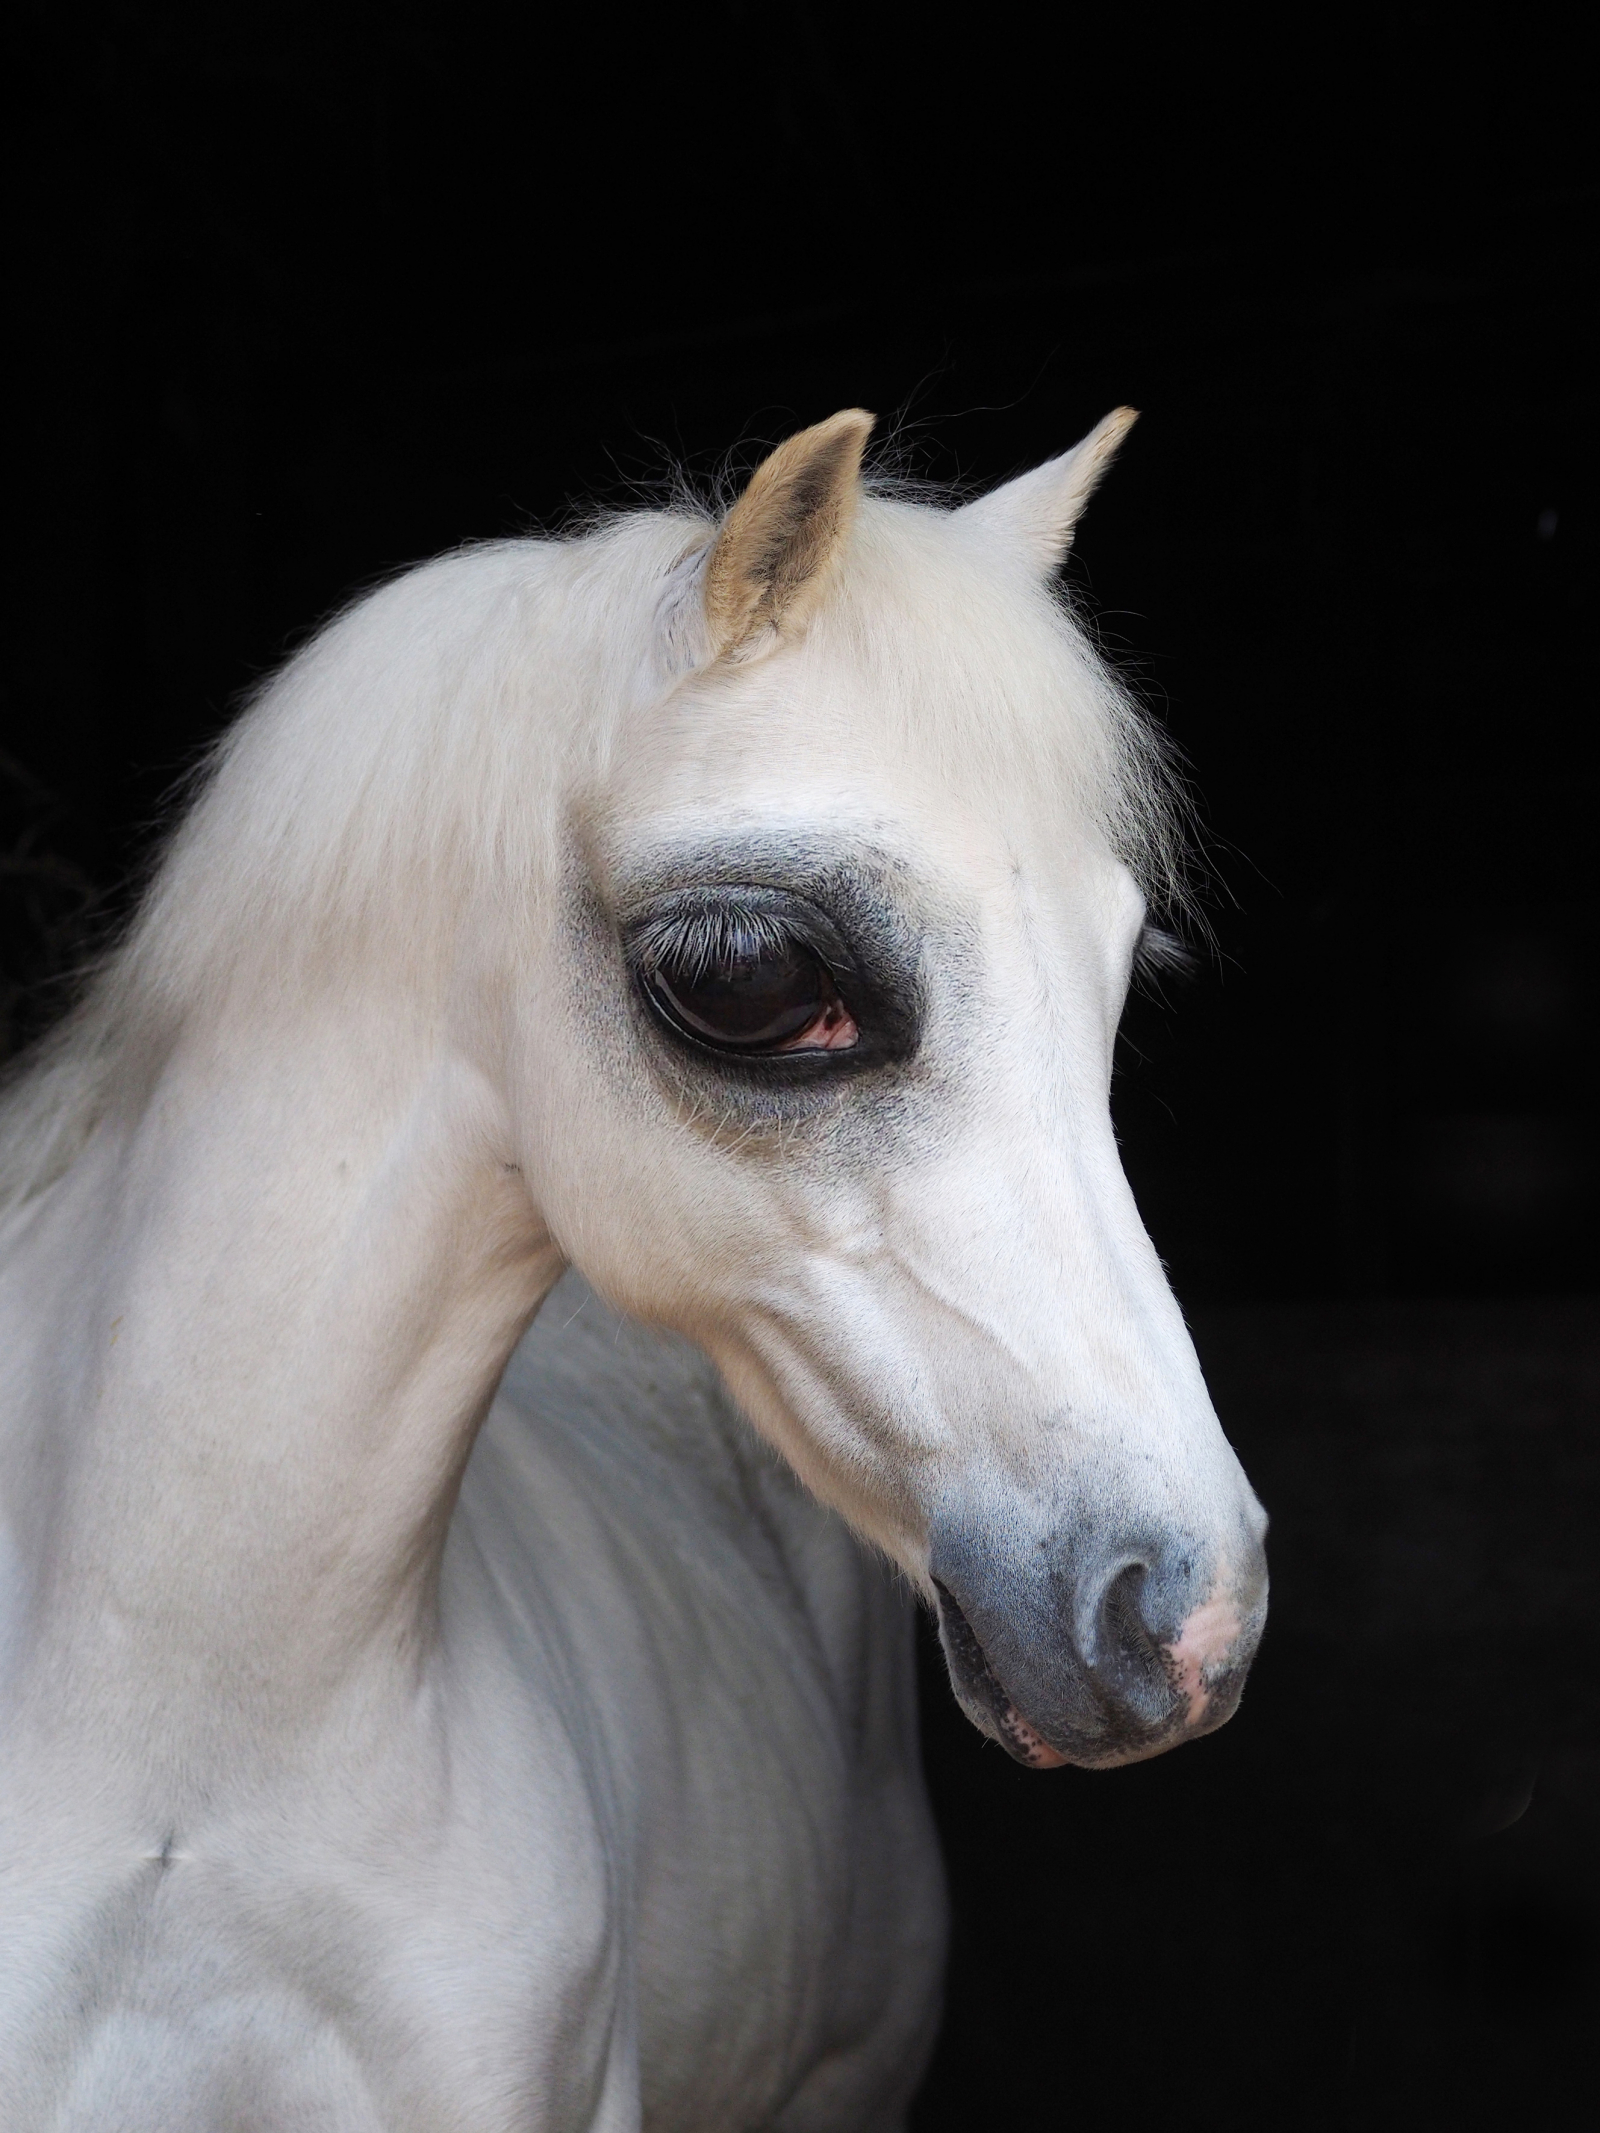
[630, 907, 792, 979]
[622, 889, 857, 978]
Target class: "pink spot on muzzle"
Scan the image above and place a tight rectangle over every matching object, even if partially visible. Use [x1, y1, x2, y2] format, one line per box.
[1163, 1590, 1245, 1725]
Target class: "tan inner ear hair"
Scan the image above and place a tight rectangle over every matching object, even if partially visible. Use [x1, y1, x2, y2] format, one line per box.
[703, 409, 875, 655]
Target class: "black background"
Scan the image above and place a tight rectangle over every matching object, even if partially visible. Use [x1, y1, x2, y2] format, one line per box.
[5, 5, 1597, 2126]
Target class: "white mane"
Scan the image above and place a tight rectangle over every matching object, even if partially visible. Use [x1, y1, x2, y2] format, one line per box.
[0, 488, 1189, 1214]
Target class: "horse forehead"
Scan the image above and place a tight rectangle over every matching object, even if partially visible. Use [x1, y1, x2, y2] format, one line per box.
[640, 666, 1097, 863]
[612, 537, 1126, 904]
[650, 530, 1082, 754]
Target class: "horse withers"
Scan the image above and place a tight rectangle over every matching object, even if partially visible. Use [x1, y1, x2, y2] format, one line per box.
[0, 408, 1267, 2129]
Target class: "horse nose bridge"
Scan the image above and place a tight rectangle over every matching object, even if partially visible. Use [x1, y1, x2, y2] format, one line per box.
[946, 1137, 1189, 1368]
[893, 1165, 1199, 1403]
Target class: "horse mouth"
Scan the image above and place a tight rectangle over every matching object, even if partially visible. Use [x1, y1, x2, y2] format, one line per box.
[932, 1581, 1068, 1769]
[932, 1576, 1240, 1771]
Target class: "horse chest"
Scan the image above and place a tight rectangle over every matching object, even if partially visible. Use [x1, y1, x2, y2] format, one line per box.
[437, 1299, 945, 2126]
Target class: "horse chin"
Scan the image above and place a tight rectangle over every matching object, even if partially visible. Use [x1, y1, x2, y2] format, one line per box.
[959, 1683, 1196, 1772]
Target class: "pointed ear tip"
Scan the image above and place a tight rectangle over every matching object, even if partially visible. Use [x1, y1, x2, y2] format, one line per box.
[802, 408, 875, 476]
[823, 407, 876, 444]
[768, 408, 874, 472]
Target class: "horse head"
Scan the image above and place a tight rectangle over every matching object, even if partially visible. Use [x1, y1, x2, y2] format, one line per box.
[520, 409, 1268, 1768]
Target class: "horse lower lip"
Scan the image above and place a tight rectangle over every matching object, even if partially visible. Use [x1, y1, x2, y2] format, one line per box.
[995, 1701, 1068, 1769]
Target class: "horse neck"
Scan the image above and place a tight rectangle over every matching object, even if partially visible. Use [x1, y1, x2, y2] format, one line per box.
[2, 965, 562, 1772]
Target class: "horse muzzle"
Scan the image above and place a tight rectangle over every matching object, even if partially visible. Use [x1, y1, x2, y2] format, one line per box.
[930, 1515, 1268, 1770]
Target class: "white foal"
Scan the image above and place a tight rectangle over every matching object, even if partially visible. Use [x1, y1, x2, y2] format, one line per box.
[0, 407, 1267, 2130]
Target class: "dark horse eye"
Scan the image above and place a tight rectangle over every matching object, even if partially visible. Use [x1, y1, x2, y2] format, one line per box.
[645, 938, 837, 1051]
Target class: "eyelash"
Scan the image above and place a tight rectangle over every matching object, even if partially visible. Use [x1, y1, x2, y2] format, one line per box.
[628, 900, 842, 986]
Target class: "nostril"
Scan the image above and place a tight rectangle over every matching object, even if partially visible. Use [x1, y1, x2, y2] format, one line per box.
[1102, 1559, 1155, 1644]
[1089, 1559, 1174, 1725]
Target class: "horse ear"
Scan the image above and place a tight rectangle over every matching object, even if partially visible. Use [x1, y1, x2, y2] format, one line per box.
[701, 409, 875, 657]
[958, 407, 1138, 572]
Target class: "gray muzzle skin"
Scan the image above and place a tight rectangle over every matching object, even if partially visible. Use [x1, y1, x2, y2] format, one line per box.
[931, 1512, 1269, 1769]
